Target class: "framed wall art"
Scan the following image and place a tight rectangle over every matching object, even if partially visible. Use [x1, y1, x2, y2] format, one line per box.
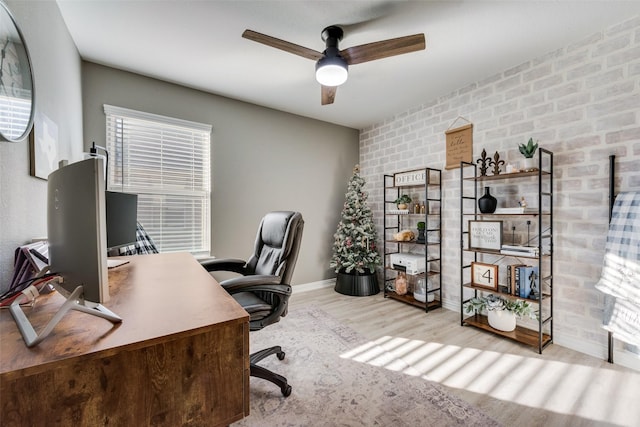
[29, 113, 58, 180]
[468, 220, 503, 251]
[445, 120, 473, 170]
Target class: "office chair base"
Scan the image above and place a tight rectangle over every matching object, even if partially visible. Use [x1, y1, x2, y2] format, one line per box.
[250, 346, 291, 397]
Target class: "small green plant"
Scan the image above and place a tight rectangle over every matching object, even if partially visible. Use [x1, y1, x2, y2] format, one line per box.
[394, 194, 412, 205]
[464, 294, 537, 319]
[518, 138, 538, 158]
[417, 221, 426, 230]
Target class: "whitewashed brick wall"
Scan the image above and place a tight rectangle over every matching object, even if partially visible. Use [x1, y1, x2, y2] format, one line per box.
[360, 16, 640, 366]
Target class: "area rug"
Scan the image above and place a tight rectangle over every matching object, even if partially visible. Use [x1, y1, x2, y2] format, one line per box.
[232, 306, 501, 427]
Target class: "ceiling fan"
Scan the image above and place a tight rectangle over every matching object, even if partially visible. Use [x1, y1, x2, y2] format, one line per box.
[242, 26, 426, 105]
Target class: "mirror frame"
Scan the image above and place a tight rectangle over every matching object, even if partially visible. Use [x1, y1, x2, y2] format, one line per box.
[0, 1, 35, 143]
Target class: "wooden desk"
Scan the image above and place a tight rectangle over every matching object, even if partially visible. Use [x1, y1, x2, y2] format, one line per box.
[0, 252, 249, 426]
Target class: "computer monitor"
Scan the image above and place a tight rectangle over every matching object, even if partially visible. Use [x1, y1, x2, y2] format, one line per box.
[48, 157, 110, 304]
[10, 157, 122, 347]
[105, 191, 138, 251]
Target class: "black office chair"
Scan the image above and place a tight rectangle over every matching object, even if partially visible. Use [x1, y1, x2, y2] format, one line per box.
[201, 211, 304, 397]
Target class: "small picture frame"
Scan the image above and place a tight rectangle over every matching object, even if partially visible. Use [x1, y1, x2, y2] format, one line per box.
[471, 262, 499, 290]
[468, 220, 503, 251]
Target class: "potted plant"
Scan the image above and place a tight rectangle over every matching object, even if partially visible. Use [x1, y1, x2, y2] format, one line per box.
[394, 194, 412, 210]
[464, 294, 536, 332]
[416, 221, 426, 243]
[518, 138, 538, 172]
[330, 165, 382, 296]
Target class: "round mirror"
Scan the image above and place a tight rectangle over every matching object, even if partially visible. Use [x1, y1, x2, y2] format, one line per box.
[0, 2, 35, 143]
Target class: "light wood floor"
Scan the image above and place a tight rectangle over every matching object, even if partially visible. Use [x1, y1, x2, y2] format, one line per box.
[289, 286, 640, 427]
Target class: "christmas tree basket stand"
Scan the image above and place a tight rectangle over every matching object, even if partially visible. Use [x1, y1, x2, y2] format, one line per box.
[334, 271, 379, 296]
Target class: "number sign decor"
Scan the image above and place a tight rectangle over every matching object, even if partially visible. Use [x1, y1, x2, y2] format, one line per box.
[471, 262, 499, 290]
[468, 220, 503, 251]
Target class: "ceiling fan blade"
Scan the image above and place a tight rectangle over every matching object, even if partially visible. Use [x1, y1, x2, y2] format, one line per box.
[242, 30, 323, 61]
[321, 86, 337, 105]
[340, 33, 425, 65]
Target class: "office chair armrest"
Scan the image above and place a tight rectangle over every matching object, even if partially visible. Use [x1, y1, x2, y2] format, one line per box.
[220, 275, 290, 296]
[200, 258, 247, 274]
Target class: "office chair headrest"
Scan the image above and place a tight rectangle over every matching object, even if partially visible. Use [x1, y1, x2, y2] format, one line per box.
[250, 211, 304, 279]
[261, 211, 296, 248]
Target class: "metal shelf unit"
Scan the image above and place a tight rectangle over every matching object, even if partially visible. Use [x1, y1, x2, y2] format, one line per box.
[383, 168, 442, 312]
[459, 149, 554, 353]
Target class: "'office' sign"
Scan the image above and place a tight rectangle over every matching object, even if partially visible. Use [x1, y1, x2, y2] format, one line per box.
[394, 169, 427, 187]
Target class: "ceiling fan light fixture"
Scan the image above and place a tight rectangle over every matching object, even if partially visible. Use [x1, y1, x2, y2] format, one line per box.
[315, 55, 348, 86]
[243, 25, 425, 104]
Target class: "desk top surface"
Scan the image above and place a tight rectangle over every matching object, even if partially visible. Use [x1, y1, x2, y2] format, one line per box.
[1, 252, 249, 378]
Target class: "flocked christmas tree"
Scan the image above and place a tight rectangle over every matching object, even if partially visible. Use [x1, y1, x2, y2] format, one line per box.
[330, 165, 381, 274]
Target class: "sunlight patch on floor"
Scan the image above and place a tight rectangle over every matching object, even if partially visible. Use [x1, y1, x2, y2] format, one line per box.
[340, 336, 640, 425]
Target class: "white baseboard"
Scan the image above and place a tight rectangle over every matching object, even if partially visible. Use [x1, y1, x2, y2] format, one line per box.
[440, 297, 458, 313]
[554, 331, 640, 371]
[613, 350, 640, 371]
[292, 279, 335, 294]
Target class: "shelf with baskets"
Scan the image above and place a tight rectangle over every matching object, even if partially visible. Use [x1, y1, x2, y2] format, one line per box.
[459, 148, 553, 353]
[383, 168, 442, 312]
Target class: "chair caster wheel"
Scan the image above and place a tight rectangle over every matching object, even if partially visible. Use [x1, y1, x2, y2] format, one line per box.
[282, 384, 292, 397]
[277, 351, 285, 360]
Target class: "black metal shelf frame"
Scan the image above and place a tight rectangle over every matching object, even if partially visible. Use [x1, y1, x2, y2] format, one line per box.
[459, 149, 554, 354]
[383, 168, 442, 313]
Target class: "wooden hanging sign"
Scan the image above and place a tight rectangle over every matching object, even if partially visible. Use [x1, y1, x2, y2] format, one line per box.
[445, 123, 473, 170]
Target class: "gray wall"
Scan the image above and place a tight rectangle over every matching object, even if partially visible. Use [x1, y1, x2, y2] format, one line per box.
[82, 62, 359, 286]
[0, 0, 84, 292]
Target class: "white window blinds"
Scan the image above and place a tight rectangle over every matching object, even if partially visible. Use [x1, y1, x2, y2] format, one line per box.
[104, 104, 212, 256]
[0, 91, 32, 140]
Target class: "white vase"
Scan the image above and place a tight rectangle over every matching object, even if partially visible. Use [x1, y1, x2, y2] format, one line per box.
[488, 310, 516, 332]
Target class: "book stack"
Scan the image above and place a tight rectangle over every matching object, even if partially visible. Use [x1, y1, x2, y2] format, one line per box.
[494, 207, 539, 214]
[506, 264, 539, 299]
[500, 244, 539, 257]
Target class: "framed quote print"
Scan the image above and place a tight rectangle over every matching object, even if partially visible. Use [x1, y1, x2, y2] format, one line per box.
[468, 220, 503, 251]
[470, 262, 499, 290]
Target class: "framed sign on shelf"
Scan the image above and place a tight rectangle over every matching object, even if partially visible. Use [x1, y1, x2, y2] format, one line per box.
[470, 262, 499, 290]
[468, 220, 503, 251]
[393, 168, 427, 187]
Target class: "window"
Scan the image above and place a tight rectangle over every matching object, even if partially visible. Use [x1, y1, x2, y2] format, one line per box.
[104, 105, 211, 256]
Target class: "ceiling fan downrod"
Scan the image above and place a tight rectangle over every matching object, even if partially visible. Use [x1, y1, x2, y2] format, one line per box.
[321, 26, 343, 52]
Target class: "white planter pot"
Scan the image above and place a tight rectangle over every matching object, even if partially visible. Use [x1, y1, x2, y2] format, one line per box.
[488, 310, 516, 332]
[522, 158, 536, 171]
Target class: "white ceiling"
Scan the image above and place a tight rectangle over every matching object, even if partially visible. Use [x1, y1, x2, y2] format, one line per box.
[56, 1, 640, 129]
